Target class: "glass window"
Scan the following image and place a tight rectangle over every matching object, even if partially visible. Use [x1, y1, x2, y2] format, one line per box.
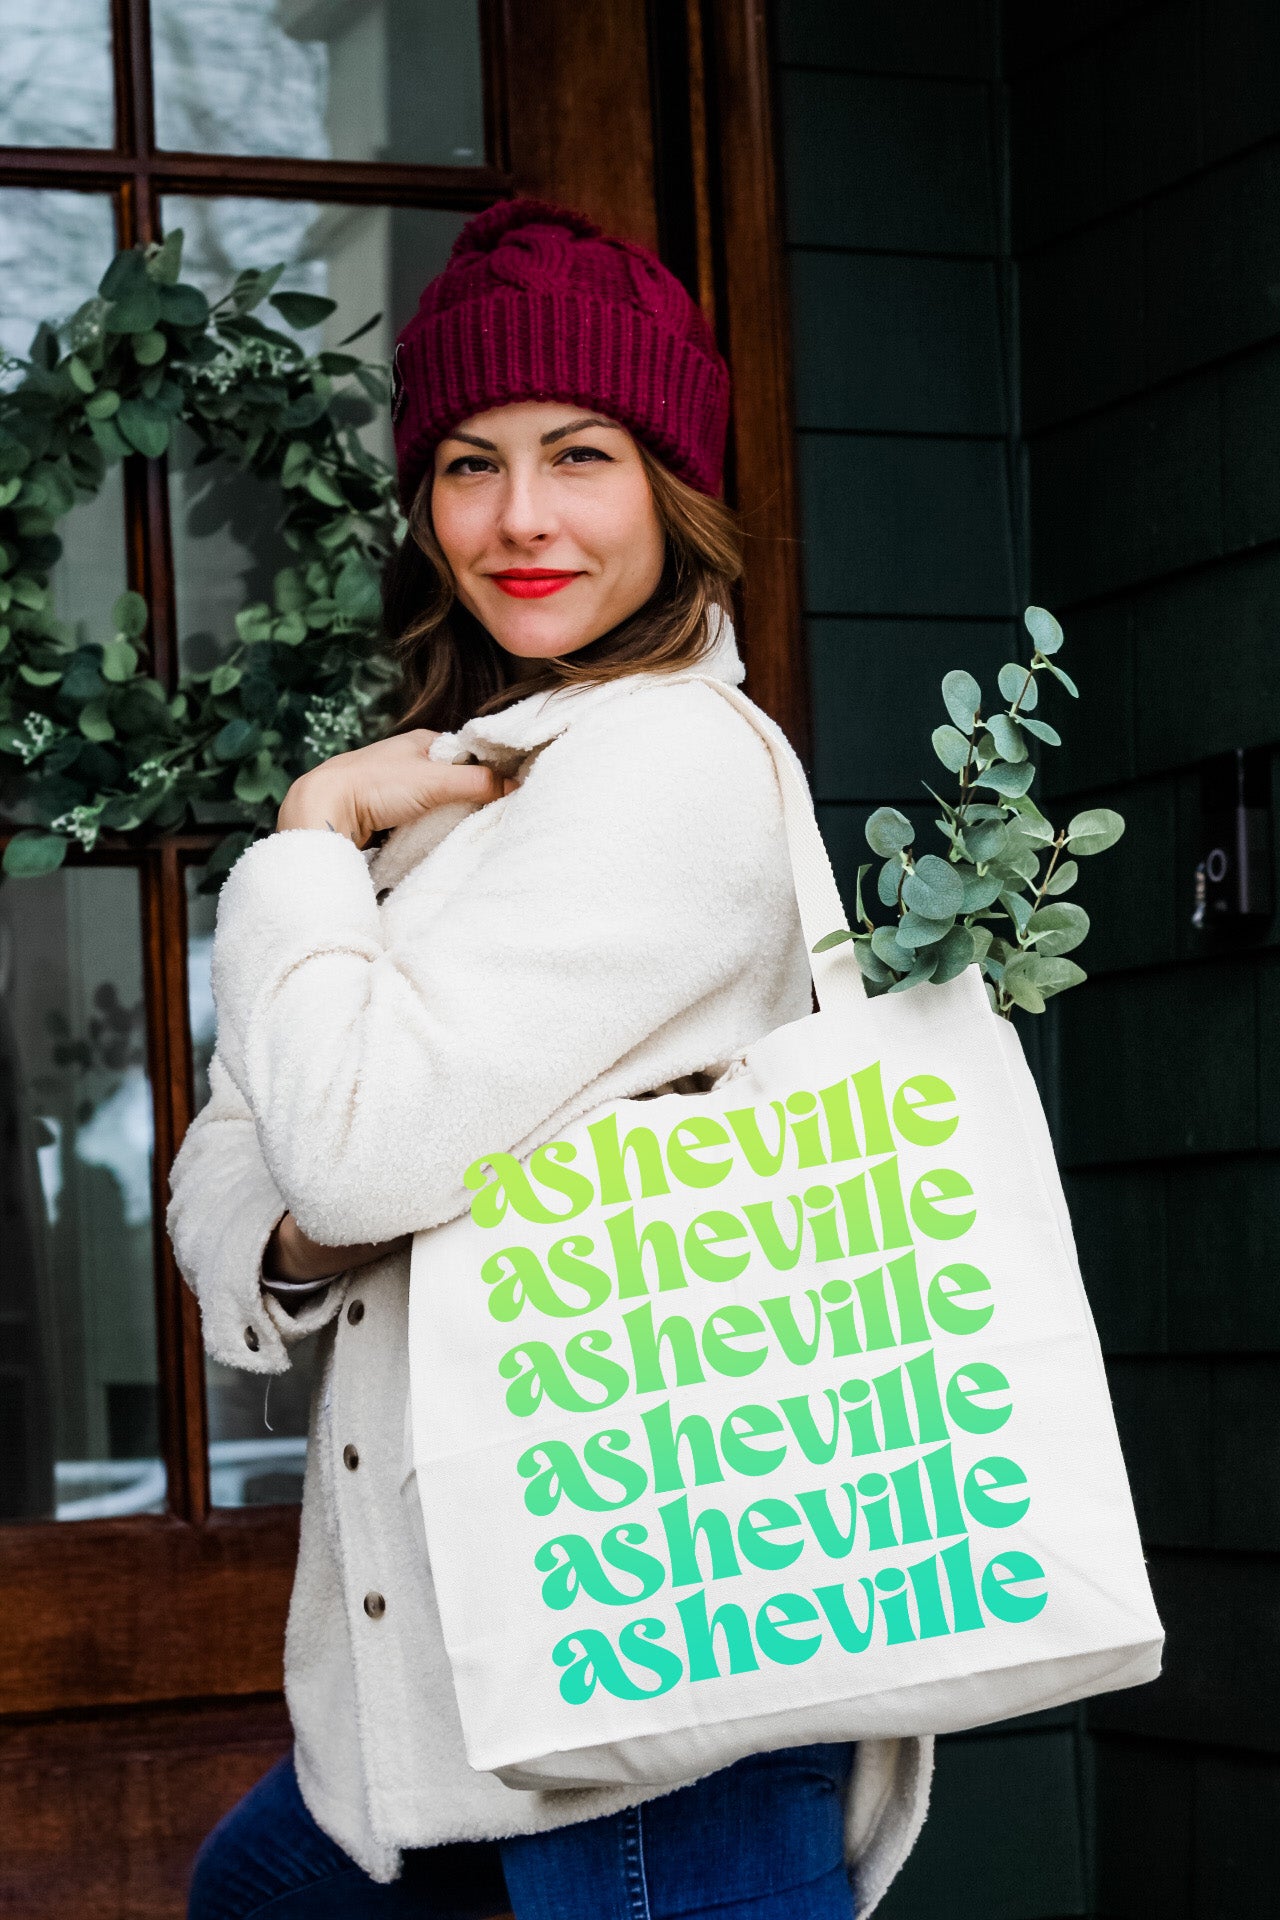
[0, 865, 166, 1521]
[162, 195, 464, 674]
[151, 0, 484, 167]
[0, 189, 117, 374]
[0, 0, 114, 150]
[184, 865, 318, 1507]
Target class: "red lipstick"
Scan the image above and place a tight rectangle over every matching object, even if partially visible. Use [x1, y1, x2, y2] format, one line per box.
[488, 569, 583, 599]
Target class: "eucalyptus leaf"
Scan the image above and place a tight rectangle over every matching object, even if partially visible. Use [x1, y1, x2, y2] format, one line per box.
[1019, 715, 1061, 746]
[210, 663, 242, 696]
[931, 724, 971, 773]
[967, 924, 994, 966]
[865, 806, 915, 857]
[1044, 858, 1078, 896]
[973, 759, 1036, 798]
[985, 711, 1027, 763]
[133, 330, 167, 366]
[113, 590, 148, 638]
[213, 717, 261, 761]
[305, 467, 345, 508]
[1001, 889, 1033, 935]
[117, 399, 169, 457]
[853, 861, 871, 927]
[931, 922, 975, 983]
[1067, 806, 1125, 856]
[871, 924, 914, 973]
[965, 819, 1007, 864]
[898, 908, 955, 949]
[1027, 901, 1089, 957]
[157, 283, 210, 327]
[854, 941, 896, 988]
[272, 290, 339, 331]
[100, 638, 138, 683]
[78, 699, 115, 742]
[901, 852, 964, 919]
[2, 828, 67, 876]
[1002, 954, 1046, 1014]
[813, 928, 855, 951]
[1024, 604, 1064, 654]
[877, 858, 903, 908]
[941, 668, 982, 733]
[888, 949, 940, 993]
[960, 869, 1003, 911]
[1043, 658, 1079, 697]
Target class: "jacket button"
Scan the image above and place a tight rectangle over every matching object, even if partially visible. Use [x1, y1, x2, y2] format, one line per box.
[244, 1325, 260, 1352]
[347, 1299, 365, 1325]
[343, 1444, 359, 1471]
[363, 1590, 386, 1619]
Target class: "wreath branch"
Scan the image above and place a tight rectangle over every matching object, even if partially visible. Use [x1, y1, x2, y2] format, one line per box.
[0, 229, 403, 884]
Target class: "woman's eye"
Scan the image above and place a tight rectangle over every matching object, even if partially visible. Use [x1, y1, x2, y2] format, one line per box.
[558, 445, 611, 466]
[446, 455, 496, 475]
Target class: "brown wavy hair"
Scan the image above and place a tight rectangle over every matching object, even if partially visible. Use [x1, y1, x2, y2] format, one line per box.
[383, 441, 744, 736]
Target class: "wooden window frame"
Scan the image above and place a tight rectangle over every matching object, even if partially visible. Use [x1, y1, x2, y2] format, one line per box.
[0, 0, 803, 1722]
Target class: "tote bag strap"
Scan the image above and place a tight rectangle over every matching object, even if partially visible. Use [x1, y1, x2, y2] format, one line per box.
[687, 675, 866, 1019]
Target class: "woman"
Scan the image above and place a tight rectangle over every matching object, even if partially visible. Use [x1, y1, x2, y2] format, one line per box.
[170, 199, 931, 1920]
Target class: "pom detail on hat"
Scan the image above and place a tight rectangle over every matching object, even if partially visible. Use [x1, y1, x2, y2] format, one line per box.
[392, 198, 730, 504]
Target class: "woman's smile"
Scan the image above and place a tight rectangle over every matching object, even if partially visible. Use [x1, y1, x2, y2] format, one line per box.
[487, 567, 586, 599]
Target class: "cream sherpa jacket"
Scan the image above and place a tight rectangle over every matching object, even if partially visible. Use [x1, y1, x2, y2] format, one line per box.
[166, 613, 932, 1911]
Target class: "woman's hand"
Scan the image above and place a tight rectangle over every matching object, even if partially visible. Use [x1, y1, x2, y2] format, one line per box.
[277, 730, 511, 846]
[263, 1211, 411, 1284]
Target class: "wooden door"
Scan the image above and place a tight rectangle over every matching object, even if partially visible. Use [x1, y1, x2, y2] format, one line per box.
[0, 4, 799, 1912]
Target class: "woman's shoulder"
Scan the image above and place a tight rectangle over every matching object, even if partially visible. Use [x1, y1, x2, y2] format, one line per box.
[548, 670, 781, 791]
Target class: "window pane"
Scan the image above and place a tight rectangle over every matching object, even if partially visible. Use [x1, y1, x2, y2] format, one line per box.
[152, 0, 484, 166]
[184, 865, 318, 1507]
[162, 196, 464, 675]
[0, 0, 114, 150]
[0, 188, 117, 373]
[0, 866, 166, 1521]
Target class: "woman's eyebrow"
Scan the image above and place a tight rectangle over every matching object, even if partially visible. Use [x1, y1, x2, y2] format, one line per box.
[540, 417, 621, 444]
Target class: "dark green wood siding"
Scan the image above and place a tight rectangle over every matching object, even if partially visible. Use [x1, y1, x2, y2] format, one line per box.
[1010, 4, 1280, 1913]
[774, 1, 1279, 1913]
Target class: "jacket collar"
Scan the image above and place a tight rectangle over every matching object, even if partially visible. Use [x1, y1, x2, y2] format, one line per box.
[368, 609, 745, 892]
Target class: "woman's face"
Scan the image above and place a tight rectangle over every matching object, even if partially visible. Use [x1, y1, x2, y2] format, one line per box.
[430, 400, 666, 668]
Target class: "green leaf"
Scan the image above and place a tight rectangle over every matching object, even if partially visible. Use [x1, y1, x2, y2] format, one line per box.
[973, 759, 1036, 798]
[1002, 953, 1046, 1014]
[334, 551, 380, 623]
[876, 858, 903, 907]
[865, 806, 915, 857]
[853, 861, 871, 927]
[813, 928, 855, 951]
[210, 663, 242, 696]
[888, 949, 940, 993]
[280, 441, 313, 489]
[967, 924, 993, 966]
[133, 329, 167, 365]
[931, 724, 971, 773]
[942, 669, 982, 732]
[1001, 889, 1033, 935]
[1027, 901, 1090, 956]
[100, 637, 138, 682]
[157, 282, 210, 327]
[272, 611, 308, 646]
[1043, 658, 1079, 697]
[931, 922, 975, 984]
[337, 311, 383, 347]
[271, 290, 338, 330]
[1067, 806, 1125, 856]
[18, 664, 61, 686]
[1007, 796, 1055, 842]
[68, 355, 96, 394]
[147, 229, 184, 285]
[99, 248, 149, 301]
[1044, 858, 1079, 896]
[104, 285, 162, 334]
[960, 868, 1002, 911]
[3, 829, 68, 877]
[1034, 956, 1087, 998]
[899, 909, 955, 949]
[901, 852, 964, 919]
[985, 712, 1027, 763]
[234, 749, 281, 804]
[853, 940, 895, 988]
[871, 925, 914, 973]
[234, 603, 273, 644]
[117, 398, 170, 457]
[305, 467, 346, 508]
[1018, 714, 1061, 746]
[113, 590, 149, 638]
[1024, 605, 1064, 655]
[213, 717, 262, 761]
[89, 417, 129, 461]
[84, 388, 120, 419]
[966, 819, 1008, 864]
[78, 699, 116, 741]
[998, 661, 1035, 708]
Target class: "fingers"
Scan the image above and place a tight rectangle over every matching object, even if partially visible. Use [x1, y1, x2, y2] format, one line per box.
[441, 762, 508, 803]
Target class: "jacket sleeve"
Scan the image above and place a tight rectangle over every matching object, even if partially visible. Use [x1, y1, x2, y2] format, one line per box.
[166, 1050, 347, 1372]
[207, 680, 797, 1247]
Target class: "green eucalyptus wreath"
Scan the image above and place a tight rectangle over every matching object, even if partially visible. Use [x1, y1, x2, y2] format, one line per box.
[0, 228, 401, 884]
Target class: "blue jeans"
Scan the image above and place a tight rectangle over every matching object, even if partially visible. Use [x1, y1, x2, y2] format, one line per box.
[189, 1744, 856, 1919]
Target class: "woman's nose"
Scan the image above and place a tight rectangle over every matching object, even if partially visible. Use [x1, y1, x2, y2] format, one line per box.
[495, 471, 557, 546]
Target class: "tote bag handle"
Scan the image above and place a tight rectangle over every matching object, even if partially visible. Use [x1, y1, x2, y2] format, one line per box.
[689, 675, 866, 1019]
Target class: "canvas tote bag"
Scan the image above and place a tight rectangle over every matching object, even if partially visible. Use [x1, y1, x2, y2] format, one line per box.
[409, 675, 1163, 1791]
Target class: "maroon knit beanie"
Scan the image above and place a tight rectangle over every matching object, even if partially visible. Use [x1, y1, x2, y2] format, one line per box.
[391, 198, 730, 506]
